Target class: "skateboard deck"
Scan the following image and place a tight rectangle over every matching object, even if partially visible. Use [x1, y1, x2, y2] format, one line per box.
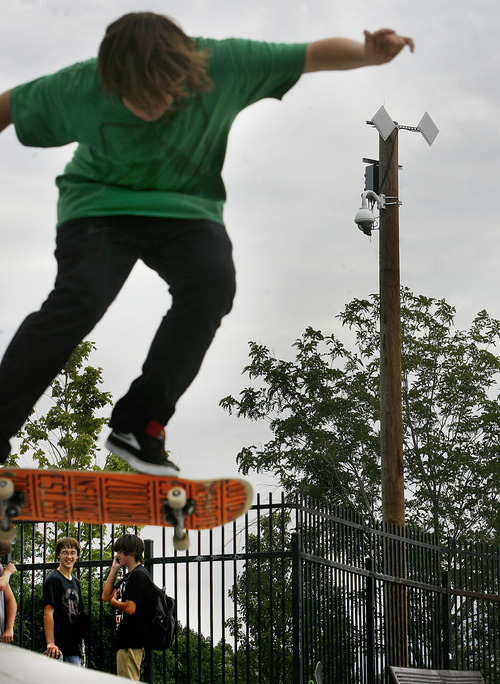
[0, 468, 253, 550]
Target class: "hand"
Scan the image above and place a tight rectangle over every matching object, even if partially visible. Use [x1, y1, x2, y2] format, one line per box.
[45, 643, 60, 658]
[0, 564, 16, 592]
[364, 29, 414, 65]
[1, 627, 14, 643]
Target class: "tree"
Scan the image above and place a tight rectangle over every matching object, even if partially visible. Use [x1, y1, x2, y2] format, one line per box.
[8, 341, 113, 470]
[4, 341, 135, 666]
[221, 288, 500, 544]
[221, 330, 381, 517]
[226, 510, 295, 682]
[149, 623, 238, 683]
[225, 510, 357, 683]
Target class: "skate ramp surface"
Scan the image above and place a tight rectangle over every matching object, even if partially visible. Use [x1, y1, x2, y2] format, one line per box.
[0, 643, 128, 683]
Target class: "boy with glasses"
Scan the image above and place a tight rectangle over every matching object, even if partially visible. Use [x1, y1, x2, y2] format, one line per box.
[43, 536, 86, 665]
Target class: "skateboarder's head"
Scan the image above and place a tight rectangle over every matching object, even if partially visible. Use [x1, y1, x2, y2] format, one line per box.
[98, 11, 212, 121]
[55, 536, 80, 560]
[114, 533, 144, 564]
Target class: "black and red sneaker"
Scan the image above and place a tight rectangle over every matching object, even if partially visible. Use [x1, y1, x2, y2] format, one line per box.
[105, 420, 180, 476]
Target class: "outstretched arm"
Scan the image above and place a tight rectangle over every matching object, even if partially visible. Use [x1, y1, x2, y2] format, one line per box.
[0, 89, 13, 132]
[304, 29, 414, 73]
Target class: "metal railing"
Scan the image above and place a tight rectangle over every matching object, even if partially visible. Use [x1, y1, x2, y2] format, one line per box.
[4, 494, 499, 683]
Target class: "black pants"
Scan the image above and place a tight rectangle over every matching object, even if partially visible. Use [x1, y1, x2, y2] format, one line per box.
[0, 216, 236, 441]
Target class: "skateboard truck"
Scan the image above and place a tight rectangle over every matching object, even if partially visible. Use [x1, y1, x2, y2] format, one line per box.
[0, 476, 24, 542]
[162, 487, 195, 551]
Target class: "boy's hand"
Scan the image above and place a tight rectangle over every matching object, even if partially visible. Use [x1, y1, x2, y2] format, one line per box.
[45, 643, 61, 658]
[2, 626, 14, 643]
[364, 29, 414, 65]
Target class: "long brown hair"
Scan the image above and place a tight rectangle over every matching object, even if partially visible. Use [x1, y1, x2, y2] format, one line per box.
[98, 12, 212, 112]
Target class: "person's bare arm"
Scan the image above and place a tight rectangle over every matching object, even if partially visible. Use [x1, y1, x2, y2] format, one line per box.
[0, 89, 13, 133]
[110, 588, 137, 615]
[102, 557, 120, 602]
[43, 604, 60, 658]
[0, 562, 17, 592]
[304, 29, 414, 73]
[2, 584, 17, 643]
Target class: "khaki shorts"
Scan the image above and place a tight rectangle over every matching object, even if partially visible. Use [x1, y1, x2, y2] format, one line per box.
[116, 647, 145, 680]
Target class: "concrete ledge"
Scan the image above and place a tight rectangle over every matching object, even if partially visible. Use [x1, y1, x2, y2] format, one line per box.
[0, 643, 128, 683]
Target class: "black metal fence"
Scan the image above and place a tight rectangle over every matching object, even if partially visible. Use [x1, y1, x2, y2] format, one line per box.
[4, 494, 499, 683]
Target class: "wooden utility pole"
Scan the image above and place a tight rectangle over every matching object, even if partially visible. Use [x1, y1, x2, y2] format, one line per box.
[378, 125, 409, 671]
[378, 125, 405, 527]
[367, 105, 437, 673]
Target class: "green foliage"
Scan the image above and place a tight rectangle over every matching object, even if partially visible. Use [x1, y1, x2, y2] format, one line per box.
[149, 624, 237, 683]
[9, 341, 113, 470]
[224, 510, 357, 683]
[3, 342, 140, 665]
[226, 511, 295, 682]
[222, 288, 500, 543]
[102, 452, 136, 473]
[221, 330, 381, 516]
[341, 289, 500, 543]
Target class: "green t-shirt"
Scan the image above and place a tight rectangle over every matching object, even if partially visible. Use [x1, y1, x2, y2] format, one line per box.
[10, 38, 306, 226]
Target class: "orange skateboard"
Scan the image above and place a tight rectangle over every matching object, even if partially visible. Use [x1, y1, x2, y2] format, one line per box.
[0, 468, 253, 551]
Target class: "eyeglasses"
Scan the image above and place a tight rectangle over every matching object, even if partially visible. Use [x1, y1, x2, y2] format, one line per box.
[60, 550, 78, 557]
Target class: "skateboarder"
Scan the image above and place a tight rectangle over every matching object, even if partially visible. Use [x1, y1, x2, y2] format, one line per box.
[101, 534, 157, 680]
[0, 12, 414, 474]
[43, 536, 87, 665]
[0, 541, 17, 644]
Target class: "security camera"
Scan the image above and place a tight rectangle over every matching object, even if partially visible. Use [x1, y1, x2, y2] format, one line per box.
[354, 207, 376, 236]
[354, 190, 386, 237]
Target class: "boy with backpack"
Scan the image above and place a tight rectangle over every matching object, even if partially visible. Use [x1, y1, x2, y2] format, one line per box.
[102, 533, 167, 680]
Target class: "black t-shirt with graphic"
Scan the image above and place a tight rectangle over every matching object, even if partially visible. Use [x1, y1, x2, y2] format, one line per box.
[114, 565, 156, 651]
[43, 569, 84, 656]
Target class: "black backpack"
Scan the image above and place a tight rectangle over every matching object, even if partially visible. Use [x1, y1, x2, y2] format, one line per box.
[146, 582, 177, 650]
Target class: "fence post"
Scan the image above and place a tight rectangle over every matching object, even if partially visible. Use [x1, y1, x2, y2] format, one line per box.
[144, 539, 154, 684]
[291, 532, 304, 684]
[441, 570, 452, 670]
[365, 557, 376, 684]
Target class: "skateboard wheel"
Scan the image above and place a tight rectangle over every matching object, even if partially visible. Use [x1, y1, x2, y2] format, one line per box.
[173, 531, 190, 551]
[0, 477, 15, 500]
[167, 487, 187, 509]
[0, 522, 16, 542]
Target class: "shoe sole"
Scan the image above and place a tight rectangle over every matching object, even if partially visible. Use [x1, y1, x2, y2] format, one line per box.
[105, 437, 180, 477]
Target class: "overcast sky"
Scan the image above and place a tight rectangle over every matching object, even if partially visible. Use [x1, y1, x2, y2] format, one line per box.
[1, 0, 498, 497]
